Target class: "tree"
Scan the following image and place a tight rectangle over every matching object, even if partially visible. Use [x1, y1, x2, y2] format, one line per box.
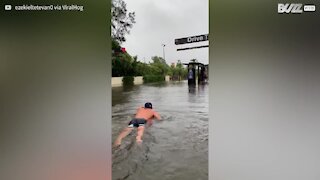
[168, 60, 187, 81]
[111, 0, 136, 44]
[150, 56, 170, 76]
[111, 0, 136, 77]
[135, 61, 149, 76]
[112, 40, 136, 77]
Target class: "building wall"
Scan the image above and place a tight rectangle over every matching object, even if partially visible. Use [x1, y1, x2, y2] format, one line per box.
[134, 76, 143, 85]
[111, 77, 123, 87]
[165, 75, 170, 82]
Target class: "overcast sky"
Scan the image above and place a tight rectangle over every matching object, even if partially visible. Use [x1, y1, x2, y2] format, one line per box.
[122, 0, 209, 65]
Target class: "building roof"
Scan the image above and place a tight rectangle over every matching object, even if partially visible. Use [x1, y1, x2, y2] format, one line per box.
[183, 62, 208, 66]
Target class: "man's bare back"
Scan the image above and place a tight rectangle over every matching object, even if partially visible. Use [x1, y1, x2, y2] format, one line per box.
[135, 107, 161, 121]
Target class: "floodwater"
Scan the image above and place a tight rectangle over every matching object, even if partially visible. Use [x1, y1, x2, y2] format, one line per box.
[112, 81, 208, 180]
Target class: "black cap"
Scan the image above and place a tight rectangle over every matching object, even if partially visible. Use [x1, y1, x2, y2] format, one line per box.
[144, 102, 152, 109]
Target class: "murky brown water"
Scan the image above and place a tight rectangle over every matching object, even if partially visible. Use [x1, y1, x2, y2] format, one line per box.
[112, 81, 208, 180]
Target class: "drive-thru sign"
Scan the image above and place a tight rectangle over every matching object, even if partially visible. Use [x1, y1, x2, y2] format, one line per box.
[175, 34, 208, 45]
[174, 34, 209, 51]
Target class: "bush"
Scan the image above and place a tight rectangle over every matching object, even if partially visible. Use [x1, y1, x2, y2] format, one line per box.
[122, 76, 134, 86]
[143, 75, 165, 83]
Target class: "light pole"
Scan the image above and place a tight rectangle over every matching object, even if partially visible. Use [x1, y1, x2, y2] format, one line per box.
[162, 44, 166, 60]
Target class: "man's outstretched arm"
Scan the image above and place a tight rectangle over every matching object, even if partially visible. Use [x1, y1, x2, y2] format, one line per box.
[153, 111, 161, 120]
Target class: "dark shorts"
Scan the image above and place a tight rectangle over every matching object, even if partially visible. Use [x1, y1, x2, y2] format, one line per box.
[128, 118, 147, 128]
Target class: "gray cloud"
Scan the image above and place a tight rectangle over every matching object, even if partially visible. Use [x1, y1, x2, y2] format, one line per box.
[123, 0, 209, 65]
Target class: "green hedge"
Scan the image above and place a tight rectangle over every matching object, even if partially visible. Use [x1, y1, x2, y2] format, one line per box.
[143, 75, 165, 83]
[122, 76, 134, 86]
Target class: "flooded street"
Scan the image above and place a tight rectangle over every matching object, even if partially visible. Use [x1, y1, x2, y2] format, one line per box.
[112, 81, 208, 180]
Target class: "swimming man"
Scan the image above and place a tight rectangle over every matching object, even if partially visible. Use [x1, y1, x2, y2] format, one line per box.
[113, 102, 161, 147]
